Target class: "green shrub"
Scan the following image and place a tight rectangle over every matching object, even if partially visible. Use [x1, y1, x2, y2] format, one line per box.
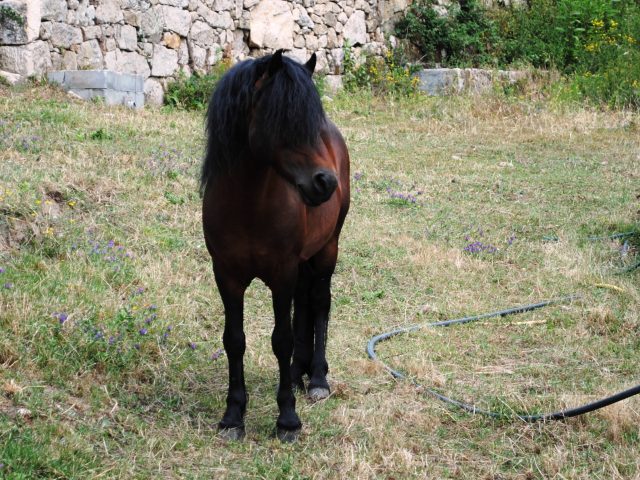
[395, 0, 501, 67]
[395, 0, 640, 108]
[343, 43, 420, 96]
[501, 0, 640, 109]
[164, 63, 229, 110]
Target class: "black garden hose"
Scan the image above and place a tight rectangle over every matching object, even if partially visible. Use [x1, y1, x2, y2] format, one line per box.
[366, 295, 640, 421]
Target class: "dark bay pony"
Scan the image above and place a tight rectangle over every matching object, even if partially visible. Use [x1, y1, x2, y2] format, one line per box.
[201, 50, 350, 441]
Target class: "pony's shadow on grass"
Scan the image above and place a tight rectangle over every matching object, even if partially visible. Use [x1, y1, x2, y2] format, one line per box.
[116, 361, 287, 437]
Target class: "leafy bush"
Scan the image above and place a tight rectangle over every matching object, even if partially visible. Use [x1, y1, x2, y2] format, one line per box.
[343, 43, 420, 96]
[164, 63, 229, 110]
[496, 0, 640, 108]
[395, 0, 640, 108]
[395, 0, 501, 67]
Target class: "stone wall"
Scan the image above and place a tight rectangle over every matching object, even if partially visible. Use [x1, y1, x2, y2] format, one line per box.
[0, 0, 408, 103]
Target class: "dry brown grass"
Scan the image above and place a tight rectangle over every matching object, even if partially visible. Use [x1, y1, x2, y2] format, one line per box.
[0, 84, 638, 478]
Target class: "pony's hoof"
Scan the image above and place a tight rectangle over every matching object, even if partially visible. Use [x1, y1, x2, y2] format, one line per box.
[276, 427, 301, 443]
[308, 387, 330, 402]
[218, 426, 245, 441]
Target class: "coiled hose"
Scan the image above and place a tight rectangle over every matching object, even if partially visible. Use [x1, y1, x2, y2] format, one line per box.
[366, 297, 640, 421]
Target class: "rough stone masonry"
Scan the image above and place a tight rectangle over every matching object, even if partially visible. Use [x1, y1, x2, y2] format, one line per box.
[0, 0, 409, 104]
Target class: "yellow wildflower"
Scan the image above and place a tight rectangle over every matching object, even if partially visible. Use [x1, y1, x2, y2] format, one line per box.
[591, 19, 604, 29]
[35, 199, 42, 205]
[609, 19, 618, 29]
[67, 200, 76, 208]
[45, 227, 54, 237]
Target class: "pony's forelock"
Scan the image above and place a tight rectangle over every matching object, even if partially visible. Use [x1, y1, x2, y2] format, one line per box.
[200, 54, 326, 195]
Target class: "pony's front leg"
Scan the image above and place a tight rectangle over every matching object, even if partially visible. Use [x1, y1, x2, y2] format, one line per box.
[272, 286, 302, 442]
[215, 269, 249, 440]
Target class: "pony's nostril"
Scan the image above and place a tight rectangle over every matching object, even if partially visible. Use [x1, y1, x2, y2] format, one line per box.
[312, 171, 337, 197]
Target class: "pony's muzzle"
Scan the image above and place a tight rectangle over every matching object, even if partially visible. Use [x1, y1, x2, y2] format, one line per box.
[311, 170, 338, 202]
[297, 169, 337, 206]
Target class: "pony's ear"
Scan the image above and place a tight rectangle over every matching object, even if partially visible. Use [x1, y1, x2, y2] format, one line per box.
[304, 53, 316, 76]
[268, 49, 284, 77]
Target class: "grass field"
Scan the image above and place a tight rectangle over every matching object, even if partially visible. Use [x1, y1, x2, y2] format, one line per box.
[1, 83, 639, 479]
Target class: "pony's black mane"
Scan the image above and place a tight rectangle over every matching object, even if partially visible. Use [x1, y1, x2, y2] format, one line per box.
[201, 53, 326, 194]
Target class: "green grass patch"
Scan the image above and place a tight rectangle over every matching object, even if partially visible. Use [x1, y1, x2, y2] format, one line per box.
[0, 84, 638, 478]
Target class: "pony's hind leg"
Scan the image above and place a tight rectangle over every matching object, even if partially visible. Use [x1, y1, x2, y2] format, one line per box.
[307, 242, 339, 401]
[215, 268, 249, 440]
[307, 274, 332, 401]
[291, 263, 313, 392]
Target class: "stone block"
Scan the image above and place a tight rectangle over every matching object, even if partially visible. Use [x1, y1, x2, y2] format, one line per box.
[49, 22, 83, 48]
[0, 0, 40, 44]
[144, 76, 164, 106]
[41, 0, 67, 21]
[139, 5, 163, 42]
[162, 5, 191, 36]
[47, 70, 145, 106]
[163, 32, 181, 49]
[76, 39, 104, 69]
[95, 0, 123, 24]
[213, 0, 233, 9]
[414, 68, 463, 95]
[123, 9, 140, 27]
[110, 49, 151, 76]
[190, 42, 206, 71]
[0, 40, 51, 76]
[189, 19, 214, 46]
[115, 24, 137, 50]
[151, 44, 178, 76]
[82, 25, 101, 39]
[177, 40, 189, 63]
[323, 11, 336, 27]
[249, 0, 293, 49]
[343, 10, 366, 45]
[0, 69, 25, 84]
[76, 0, 95, 26]
[62, 49, 77, 69]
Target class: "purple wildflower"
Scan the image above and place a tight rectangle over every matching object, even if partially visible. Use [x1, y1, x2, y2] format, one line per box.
[135, 287, 145, 295]
[211, 348, 224, 360]
[463, 241, 498, 254]
[109, 336, 116, 345]
[147, 304, 157, 311]
[0, 267, 5, 274]
[134, 343, 141, 350]
[188, 342, 197, 350]
[3, 282, 13, 289]
[57, 312, 68, 324]
[107, 240, 115, 248]
[139, 328, 148, 335]
[354, 172, 363, 181]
